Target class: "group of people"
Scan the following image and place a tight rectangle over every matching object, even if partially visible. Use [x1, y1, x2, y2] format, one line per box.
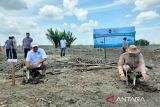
[2, 34, 150, 84]
[3, 36, 17, 59]
[3, 32, 68, 83]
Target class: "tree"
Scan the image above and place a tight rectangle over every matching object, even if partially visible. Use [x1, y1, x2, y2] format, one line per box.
[135, 39, 150, 46]
[46, 29, 76, 48]
[46, 28, 60, 48]
[65, 31, 77, 48]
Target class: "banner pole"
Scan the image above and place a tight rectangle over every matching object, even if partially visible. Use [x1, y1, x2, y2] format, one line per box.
[104, 48, 107, 65]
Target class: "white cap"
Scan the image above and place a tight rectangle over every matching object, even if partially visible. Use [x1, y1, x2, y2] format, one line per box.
[31, 43, 38, 47]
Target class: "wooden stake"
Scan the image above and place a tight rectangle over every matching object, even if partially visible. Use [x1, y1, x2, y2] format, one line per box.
[11, 63, 16, 86]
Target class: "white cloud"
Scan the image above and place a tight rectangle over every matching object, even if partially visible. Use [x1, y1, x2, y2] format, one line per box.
[63, 20, 98, 33]
[133, 0, 160, 11]
[63, 0, 78, 10]
[0, 0, 27, 10]
[79, 20, 98, 32]
[133, 11, 159, 25]
[26, 21, 38, 29]
[75, 8, 88, 20]
[0, 13, 20, 34]
[62, 0, 79, 16]
[63, 0, 88, 20]
[39, 0, 88, 21]
[39, 5, 64, 20]
[0, 11, 41, 45]
[87, 0, 134, 11]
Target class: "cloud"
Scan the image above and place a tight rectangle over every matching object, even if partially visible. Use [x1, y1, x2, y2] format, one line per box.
[0, 13, 20, 34]
[79, 20, 98, 32]
[39, 0, 88, 21]
[0, 12, 40, 45]
[0, 0, 27, 10]
[75, 8, 88, 20]
[133, 0, 160, 11]
[87, 0, 134, 11]
[133, 11, 159, 25]
[39, 5, 64, 20]
[63, 0, 78, 11]
[63, 0, 88, 20]
[63, 20, 98, 33]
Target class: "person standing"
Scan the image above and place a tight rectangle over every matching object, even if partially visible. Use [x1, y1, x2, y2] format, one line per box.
[4, 37, 13, 59]
[122, 37, 128, 53]
[60, 37, 67, 57]
[12, 36, 17, 59]
[23, 33, 33, 58]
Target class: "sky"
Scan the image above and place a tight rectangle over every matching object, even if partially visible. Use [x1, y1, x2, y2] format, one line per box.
[0, 0, 160, 45]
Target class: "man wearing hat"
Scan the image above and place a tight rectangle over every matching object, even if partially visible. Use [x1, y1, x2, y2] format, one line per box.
[25, 43, 47, 79]
[118, 45, 150, 81]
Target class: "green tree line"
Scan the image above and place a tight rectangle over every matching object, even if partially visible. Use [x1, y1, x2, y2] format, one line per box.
[135, 39, 150, 46]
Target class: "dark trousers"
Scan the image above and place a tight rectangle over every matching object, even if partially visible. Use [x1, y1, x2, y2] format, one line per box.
[6, 49, 12, 59]
[24, 48, 31, 58]
[6, 49, 17, 59]
[122, 47, 127, 53]
[60, 48, 66, 56]
[29, 65, 46, 77]
[12, 49, 17, 59]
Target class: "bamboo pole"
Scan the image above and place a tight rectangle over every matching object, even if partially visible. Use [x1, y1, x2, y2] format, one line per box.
[11, 63, 16, 86]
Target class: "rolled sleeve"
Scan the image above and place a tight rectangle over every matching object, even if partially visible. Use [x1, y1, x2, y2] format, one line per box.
[118, 54, 125, 75]
[139, 53, 146, 74]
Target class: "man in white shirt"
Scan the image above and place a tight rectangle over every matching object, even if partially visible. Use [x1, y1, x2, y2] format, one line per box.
[25, 43, 47, 80]
[60, 37, 67, 57]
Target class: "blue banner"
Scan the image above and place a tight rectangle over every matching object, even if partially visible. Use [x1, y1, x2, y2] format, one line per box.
[93, 26, 136, 48]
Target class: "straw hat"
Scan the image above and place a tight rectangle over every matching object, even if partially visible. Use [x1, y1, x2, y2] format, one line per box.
[127, 45, 139, 54]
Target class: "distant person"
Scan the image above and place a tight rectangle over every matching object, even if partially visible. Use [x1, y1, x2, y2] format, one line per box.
[11, 36, 17, 59]
[25, 43, 47, 81]
[122, 37, 128, 53]
[4, 37, 13, 59]
[23, 32, 33, 58]
[60, 37, 67, 57]
[118, 45, 150, 81]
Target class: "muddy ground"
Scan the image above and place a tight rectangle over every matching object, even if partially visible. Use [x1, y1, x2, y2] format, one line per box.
[0, 45, 160, 107]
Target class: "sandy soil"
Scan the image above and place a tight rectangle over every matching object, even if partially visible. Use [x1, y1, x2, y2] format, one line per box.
[0, 45, 160, 107]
